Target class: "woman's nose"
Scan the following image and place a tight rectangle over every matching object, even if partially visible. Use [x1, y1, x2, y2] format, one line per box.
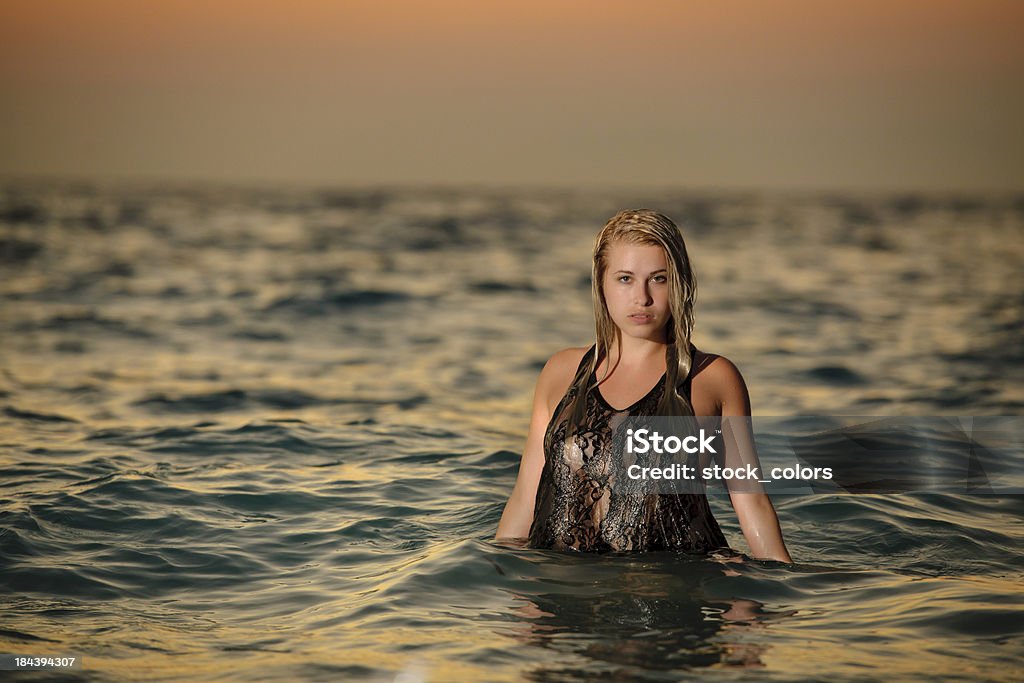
[634, 283, 653, 304]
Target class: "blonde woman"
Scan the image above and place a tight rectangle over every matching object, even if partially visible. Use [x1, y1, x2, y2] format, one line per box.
[495, 209, 792, 561]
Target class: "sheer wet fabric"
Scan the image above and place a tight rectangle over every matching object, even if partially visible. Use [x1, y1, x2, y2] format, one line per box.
[528, 345, 730, 553]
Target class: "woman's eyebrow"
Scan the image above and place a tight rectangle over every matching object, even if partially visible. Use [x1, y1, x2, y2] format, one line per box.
[613, 268, 667, 274]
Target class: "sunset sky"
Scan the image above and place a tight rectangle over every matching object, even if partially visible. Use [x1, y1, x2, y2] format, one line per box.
[2, 0, 1022, 190]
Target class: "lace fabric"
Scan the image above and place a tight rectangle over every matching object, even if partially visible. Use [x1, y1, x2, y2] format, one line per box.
[528, 344, 730, 553]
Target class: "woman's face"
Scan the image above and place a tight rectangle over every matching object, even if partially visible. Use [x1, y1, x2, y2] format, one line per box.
[601, 240, 671, 342]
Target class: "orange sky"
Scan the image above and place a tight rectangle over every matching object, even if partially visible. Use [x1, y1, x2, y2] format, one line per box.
[2, 0, 1022, 189]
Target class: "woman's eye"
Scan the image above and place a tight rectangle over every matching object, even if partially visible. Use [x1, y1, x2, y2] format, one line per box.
[618, 276, 631, 283]
[652, 275, 667, 283]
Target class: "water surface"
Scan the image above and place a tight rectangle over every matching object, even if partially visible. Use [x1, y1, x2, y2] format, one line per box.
[1, 183, 1022, 680]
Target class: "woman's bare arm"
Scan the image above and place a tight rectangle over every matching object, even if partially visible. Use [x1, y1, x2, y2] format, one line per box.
[494, 350, 578, 540]
[712, 357, 793, 563]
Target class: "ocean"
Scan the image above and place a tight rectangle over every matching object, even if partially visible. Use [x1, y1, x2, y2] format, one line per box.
[1, 181, 1022, 681]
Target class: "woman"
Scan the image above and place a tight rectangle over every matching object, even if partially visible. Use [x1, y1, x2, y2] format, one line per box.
[495, 209, 792, 561]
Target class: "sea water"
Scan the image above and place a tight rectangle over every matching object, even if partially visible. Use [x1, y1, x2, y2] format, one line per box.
[1, 182, 1022, 681]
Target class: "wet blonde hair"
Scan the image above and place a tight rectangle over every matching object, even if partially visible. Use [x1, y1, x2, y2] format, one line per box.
[561, 209, 698, 433]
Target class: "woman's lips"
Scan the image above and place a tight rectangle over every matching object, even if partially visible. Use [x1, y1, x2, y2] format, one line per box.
[628, 314, 654, 323]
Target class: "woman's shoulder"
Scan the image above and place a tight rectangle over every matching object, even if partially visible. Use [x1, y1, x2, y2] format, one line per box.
[536, 346, 592, 410]
[547, 345, 592, 372]
[692, 348, 725, 374]
[539, 346, 592, 385]
[691, 348, 750, 412]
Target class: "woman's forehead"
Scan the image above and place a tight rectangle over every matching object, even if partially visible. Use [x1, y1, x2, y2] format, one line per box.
[605, 241, 667, 268]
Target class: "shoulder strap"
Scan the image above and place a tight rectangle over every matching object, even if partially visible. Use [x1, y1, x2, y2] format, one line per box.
[574, 343, 596, 378]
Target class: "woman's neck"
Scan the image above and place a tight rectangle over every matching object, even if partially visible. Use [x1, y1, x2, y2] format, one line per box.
[607, 336, 668, 368]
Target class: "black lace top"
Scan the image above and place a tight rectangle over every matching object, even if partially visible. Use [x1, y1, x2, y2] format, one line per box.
[528, 344, 730, 553]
